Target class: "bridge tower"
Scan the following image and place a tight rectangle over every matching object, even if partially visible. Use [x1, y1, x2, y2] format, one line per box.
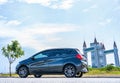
[113, 41, 120, 67]
[83, 38, 120, 68]
[90, 38, 106, 68]
[83, 41, 88, 64]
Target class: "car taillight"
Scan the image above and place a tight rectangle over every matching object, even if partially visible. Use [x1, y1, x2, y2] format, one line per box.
[76, 54, 83, 60]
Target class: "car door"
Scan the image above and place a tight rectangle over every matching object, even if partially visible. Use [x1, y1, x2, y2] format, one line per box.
[47, 50, 64, 73]
[29, 51, 49, 74]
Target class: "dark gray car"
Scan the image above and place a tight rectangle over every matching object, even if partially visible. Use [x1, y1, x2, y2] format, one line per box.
[16, 48, 88, 78]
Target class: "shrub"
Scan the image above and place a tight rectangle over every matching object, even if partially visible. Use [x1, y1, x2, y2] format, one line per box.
[104, 64, 114, 71]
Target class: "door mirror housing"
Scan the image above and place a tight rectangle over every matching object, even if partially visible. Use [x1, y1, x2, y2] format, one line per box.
[31, 57, 35, 60]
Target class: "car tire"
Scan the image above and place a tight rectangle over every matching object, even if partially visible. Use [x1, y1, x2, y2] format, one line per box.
[34, 74, 42, 78]
[18, 66, 29, 78]
[76, 72, 83, 77]
[64, 64, 76, 78]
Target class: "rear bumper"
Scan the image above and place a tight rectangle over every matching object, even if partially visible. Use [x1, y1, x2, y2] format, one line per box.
[76, 61, 88, 73]
[80, 66, 88, 73]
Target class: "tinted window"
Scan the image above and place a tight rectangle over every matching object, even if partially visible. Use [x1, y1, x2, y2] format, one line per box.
[45, 49, 69, 57]
[34, 52, 48, 59]
[63, 49, 76, 54]
[54, 49, 76, 57]
[52, 51, 63, 57]
[47, 50, 63, 57]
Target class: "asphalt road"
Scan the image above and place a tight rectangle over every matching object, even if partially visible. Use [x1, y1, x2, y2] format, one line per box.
[0, 78, 120, 83]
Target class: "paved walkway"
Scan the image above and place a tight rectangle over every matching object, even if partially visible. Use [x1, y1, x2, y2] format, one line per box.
[0, 78, 120, 83]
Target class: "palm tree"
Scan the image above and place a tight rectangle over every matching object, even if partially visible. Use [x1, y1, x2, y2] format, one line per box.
[1, 40, 24, 77]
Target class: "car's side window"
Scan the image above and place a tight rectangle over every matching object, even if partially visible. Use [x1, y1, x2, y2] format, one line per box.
[51, 51, 60, 57]
[53, 50, 65, 57]
[34, 53, 48, 59]
[46, 51, 55, 57]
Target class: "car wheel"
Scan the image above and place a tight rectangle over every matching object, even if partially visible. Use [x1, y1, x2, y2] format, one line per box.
[34, 74, 42, 78]
[76, 72, 83, 77]
[18, 66, 29, 78]
[64, 64, 76, 78]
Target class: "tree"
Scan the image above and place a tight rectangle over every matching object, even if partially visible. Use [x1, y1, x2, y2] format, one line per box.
[1, 40, 24, 77]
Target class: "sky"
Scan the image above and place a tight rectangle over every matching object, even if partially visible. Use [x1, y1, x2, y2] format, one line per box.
[0, 0, 120, 73]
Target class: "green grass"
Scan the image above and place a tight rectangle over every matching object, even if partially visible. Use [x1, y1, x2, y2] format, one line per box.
[86, 69, 120, 75]
[86, 65, 120, 76]
[0, 73, 18, 77]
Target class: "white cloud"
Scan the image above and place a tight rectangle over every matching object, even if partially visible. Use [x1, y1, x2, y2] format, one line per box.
[20, 0, 51, 6]
[90, 5, 97, 9]
[99, 18, 112, 26]
[19, 0, 75, 10]
[77, 0, 92, 2]
[24, 23, 77, 35]
[58, 0, 74, 10]
[87, 0, 92, 2]
[82, 8, 89, 12]
[0, 0, 8, 4]
[0, 15, 7, 19]
[0, 20, 78, 50]
[82, 4, 97, 12]
[6, 20, 22, 26]
[0, 0, 75, 9]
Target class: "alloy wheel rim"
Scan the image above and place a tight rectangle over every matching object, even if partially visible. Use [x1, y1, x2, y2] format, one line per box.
[64, 65, 75, 77]
[19, 67, 27, 76]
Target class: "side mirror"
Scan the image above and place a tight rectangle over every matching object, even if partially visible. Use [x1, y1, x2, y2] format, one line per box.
[31, 57, 35, 60]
